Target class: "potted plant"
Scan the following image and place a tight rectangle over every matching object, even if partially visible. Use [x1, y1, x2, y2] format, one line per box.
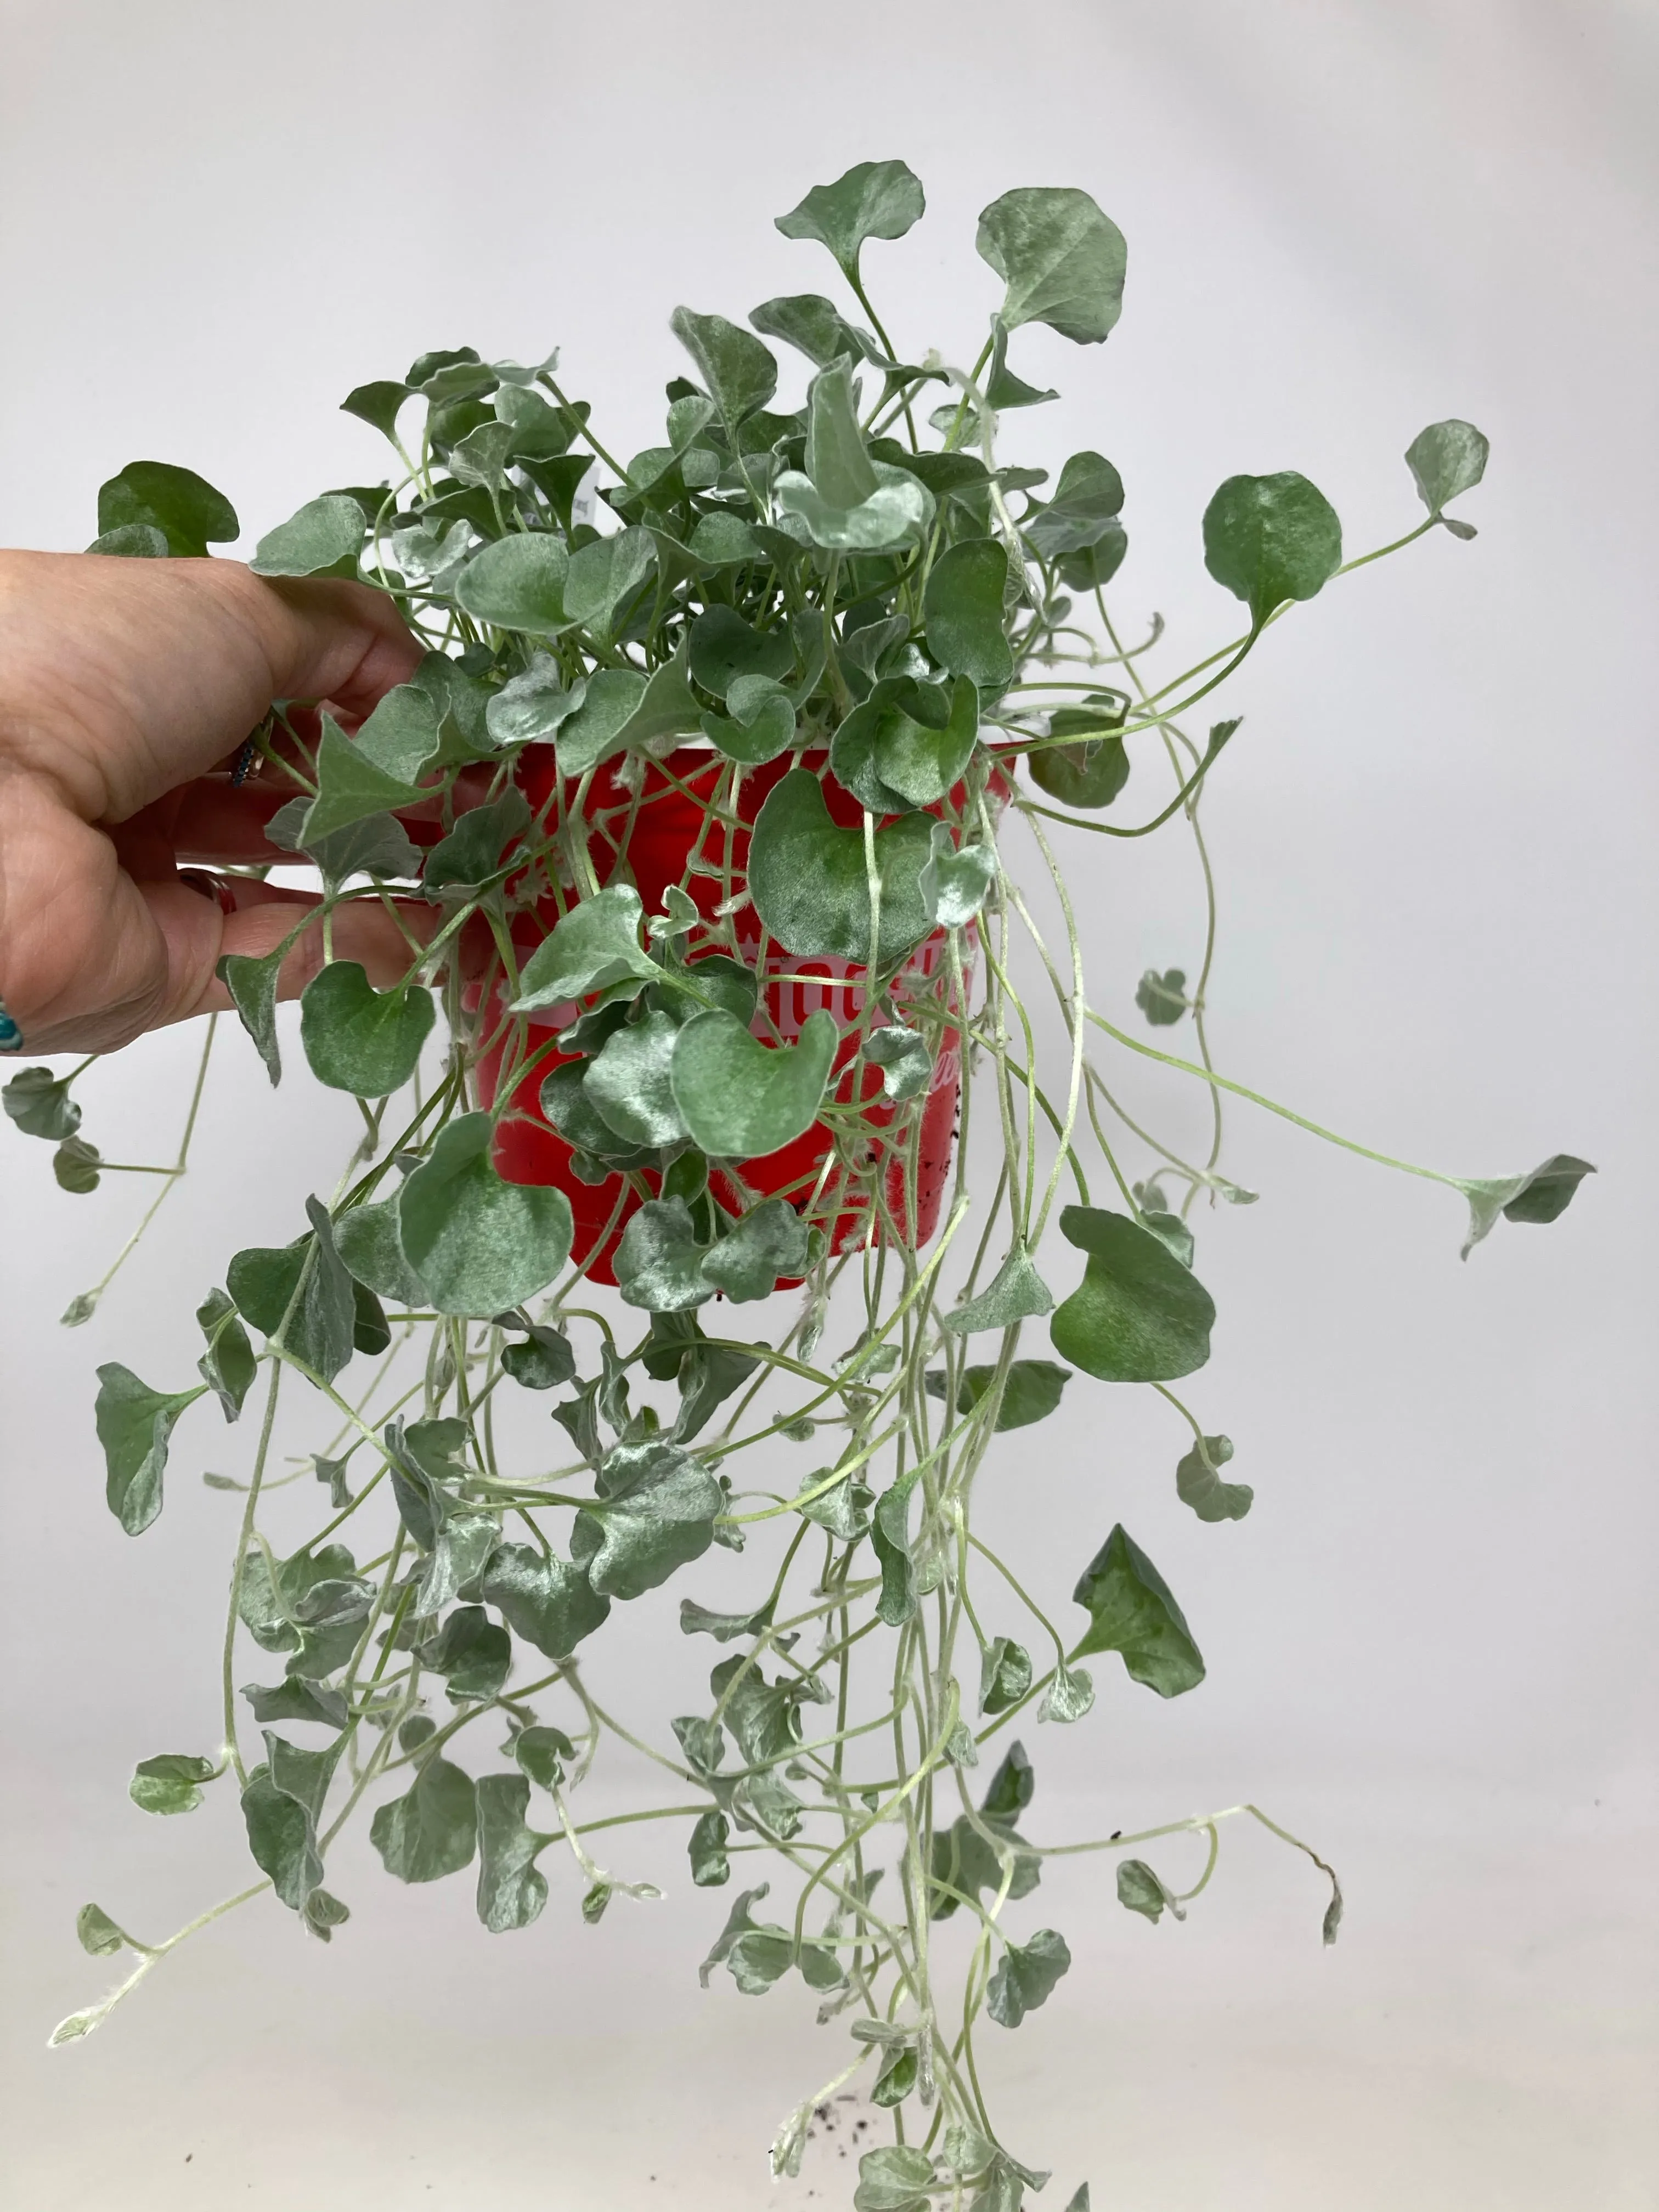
[9, 159, 1590, 2210]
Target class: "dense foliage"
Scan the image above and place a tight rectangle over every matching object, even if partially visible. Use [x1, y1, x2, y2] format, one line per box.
[7, 160, 1590, 2209]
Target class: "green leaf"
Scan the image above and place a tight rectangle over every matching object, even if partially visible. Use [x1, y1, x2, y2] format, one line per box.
[86, 522, 169, 557]
[564, 525, 656, 639]
[3, 1065, 81, 1140]
[399, 1114, 573, 1316]
[585, 1009, 689, 1148]
[486, 655, 586, 747]
[1135, 967, 1187, 1025]
[749, 292, 874, 367]
[977, 187, 1127, 345]
[216, 948, 284, 1084]
[1116, 1857, 1182, 1923]
[775, 160, 926, 281]
[703, 1198, 812, 1301]
[748, 769, 935, 967]
[985, 319, 1058, 408]
[1176, 1433, 1253, 1522]
[301, 1888, 350, 1942]
[687, 606, 794, 699]
[926, 1358, 1069, 1432]
[454, 533, 570, 635]
[52, 1135, 101, 1193]
[97, 460, 238, 556]
[1406, 419, 1489, 521]
[300, 962, 434, 1097]
[804, 357, 879, 510]
[268, 798, 424, 891]
[1458, 1153, 1595, 1257]
[341, 380, 412, 440]
[351, 684, 443, 783]
[298, 715, 424, 845]
[921, 823, 997, 929]
[75, 1904, 133, 1958]
[475, 1772, 550, 1932]
[673, 1338, 762, 1443]
[941, 1242, 1053, 1335]
[775, 460, 934, 551]
[679, 1596, 775, 1643]
[334, 1195, 428, 1306]
[1040, 1662, 1096, 1723]
[196, 1287, 256, 1420]
[689, 1808, 730, 1887]
[924, 538, 1014, 690]
[576, 1439, 724, 1600]
[1023, 451, 1125, 560]
[94, 1364, 202, 1536]
[240, 1678, 347, 1728]
[832, 676, 979, 816]
[979, 1636, 1032, 1714]
[702, 672, 798, 766]
[422, 788, 532, 900]
[240, 1762, 323, 1909]
[511, 1724, 575, 1792]
[370, 1754, 478, 1883]
[447, 419, 517, 489]
[853, 2144, 938, 2212]
[249, 495, 364, 580]
[512, 883, 661, 1013]
[1028, 724, 1130, 810]
[421, 1605, 511, 1701]
[481, 1542, 610, 1659]
[1203, 472, 1342, 630]
[500, 1323, 576, 1391]
[227, 1197, 359, 1381]
[864, 1025, 932, 1101]
[563, 652, 703, 774]
[1140, 1209, 1195, 1268]
[986, 1927, 1071, 2028]
[670, 1008, 836, 1160]
[1071, 1524, 1206, 1696]
[1050, 1207, 1215, 1383]
[129, 1752, 217, 1816]
[669, 307, 778, 430]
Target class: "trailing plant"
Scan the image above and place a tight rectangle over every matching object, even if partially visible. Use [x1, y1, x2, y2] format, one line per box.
[10, 160, 1592, 2210]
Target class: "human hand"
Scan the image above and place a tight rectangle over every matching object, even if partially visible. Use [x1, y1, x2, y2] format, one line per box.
[0, 549, 424, 1057]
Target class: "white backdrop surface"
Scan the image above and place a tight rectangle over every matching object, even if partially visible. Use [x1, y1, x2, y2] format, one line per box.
[1, 2, 1655, 2207]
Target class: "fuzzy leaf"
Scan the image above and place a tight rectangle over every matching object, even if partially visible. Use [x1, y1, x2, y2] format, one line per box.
[748, 769, 935, 967]
[512, 883, 661, 1013]
[670, 307, 778, 429]
[97, 460, 238, 555]
[481, 1542, 610, 1659]
[1050, 1207, 1215, 1383]
[986, 1927, 1071, 2027]
[475, 1772, 550, 1932]
[1406, 419, 1489, 518]
[370, 1754, 478, 1883]
[1071, 1525, 1205, 1696]
[1203, 471, 1342, 629]
[94, 1365, 202, 1536]
[454, 533, 569, 635]
[249, 495, 364, 580]
[398, 1114, 573, 1315]
[300, 963, 434, 1097]
[1175, 1433, 1253, 1522]
[776, 159, 925, 280]
[977, 187, 1127, 345]
[670, 1008, 837, 1159]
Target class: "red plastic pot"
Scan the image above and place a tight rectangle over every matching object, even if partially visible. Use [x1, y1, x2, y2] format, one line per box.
[475, 746, 1003, 1286]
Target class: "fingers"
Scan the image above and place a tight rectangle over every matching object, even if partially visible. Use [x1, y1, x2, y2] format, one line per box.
[0, 551, 421, 825]
[170, 879, 439, 1018]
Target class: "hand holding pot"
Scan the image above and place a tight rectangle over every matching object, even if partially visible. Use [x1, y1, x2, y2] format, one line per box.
[0, 549, 422, 1056]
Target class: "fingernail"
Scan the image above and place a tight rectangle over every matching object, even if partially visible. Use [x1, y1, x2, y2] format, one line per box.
[178, 869, 239, 916]
[0, 994, 23, 1053]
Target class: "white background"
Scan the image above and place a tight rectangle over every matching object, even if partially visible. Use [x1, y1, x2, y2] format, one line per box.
[1, 2, 1655, 2207]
